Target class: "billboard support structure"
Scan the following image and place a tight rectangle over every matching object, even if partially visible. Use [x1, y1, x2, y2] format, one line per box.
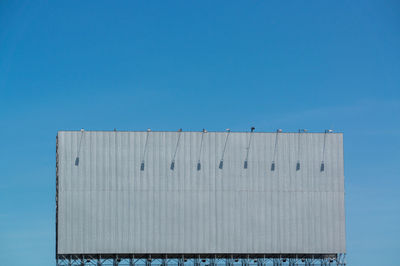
[56, 254, 346, 266]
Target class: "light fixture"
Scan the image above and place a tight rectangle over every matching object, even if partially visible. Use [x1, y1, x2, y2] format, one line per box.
[197, 129, 206, 171]
[75, 129, 85, 166]
[219, 129, 230, 169]
[296, 129, 305, 170]
[219, 160, 224, 169]
[243, 127, 255, 169]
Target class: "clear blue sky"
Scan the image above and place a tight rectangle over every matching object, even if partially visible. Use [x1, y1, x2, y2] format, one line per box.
[0, 1, 399, 265]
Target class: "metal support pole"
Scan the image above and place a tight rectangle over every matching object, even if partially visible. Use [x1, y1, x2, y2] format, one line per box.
[178, 258, 184, 266]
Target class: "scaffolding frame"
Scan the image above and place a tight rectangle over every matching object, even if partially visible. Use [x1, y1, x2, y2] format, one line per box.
[56, 254, 346, 266]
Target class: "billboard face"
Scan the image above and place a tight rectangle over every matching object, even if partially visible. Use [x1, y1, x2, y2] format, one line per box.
[56, 131, 345, 256]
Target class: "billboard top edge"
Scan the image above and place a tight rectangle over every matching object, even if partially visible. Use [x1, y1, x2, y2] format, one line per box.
[57, 130, 344, 134]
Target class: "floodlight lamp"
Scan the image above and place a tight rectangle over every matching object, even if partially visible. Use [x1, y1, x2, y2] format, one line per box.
[271, 161, 275, 171]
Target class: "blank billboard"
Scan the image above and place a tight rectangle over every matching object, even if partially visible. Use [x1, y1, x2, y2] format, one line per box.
[56, 131, 345, 257]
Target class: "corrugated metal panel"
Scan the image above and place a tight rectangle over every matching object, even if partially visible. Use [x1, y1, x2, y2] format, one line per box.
[57, 131, 345, 255]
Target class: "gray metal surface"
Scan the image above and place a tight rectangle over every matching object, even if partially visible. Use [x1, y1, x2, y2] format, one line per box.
[56, 131, 346, 255]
